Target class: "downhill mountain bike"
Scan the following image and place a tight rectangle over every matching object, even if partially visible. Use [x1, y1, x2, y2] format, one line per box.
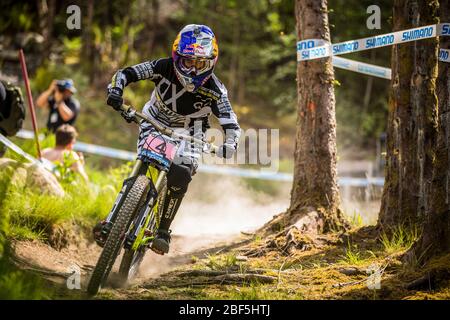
[87, 104, 218, 295]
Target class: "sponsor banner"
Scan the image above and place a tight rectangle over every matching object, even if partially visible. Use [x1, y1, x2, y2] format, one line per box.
[297, 23, 450, 63]
[332, 56, 391, 79]
[440, 48, 450, 63]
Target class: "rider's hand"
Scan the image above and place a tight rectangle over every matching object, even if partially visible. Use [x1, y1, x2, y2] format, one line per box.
[217, 144, 235, 159]
[106, 86, 123, 111]
[120, 111, 134, 123]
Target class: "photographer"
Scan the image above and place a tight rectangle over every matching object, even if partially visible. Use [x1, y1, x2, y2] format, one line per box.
[36, 79, 80, 132]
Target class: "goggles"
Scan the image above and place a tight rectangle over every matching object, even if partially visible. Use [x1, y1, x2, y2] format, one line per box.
[179, 57, 210, 75]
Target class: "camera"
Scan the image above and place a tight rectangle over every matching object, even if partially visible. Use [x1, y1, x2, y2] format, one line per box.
[56, 80, 67, 93]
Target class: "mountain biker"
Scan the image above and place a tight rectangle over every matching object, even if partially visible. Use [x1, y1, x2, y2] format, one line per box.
[93, 24, 241, 254]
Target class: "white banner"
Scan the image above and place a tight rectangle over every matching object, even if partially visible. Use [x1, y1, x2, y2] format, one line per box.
[297, 23, 450, 63]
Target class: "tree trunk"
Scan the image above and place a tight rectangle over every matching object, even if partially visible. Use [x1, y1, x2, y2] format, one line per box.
[37, 0, 56, 60]
[378, 0, 439, 229]
[82, 0, 95, 84]
[410, 0, 450, 261]
[260, 0, 345, 235]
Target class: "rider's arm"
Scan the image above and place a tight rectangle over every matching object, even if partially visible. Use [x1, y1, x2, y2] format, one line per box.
[211, 82, 241, 152]
[110, 58, 168, 91]
[107, 59, 169, 111]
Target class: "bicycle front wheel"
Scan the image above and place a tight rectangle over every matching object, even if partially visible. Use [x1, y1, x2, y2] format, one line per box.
[87, 175, 150, 295]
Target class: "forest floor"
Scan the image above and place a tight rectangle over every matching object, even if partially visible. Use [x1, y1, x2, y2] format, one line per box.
[9, 225, 450, 300]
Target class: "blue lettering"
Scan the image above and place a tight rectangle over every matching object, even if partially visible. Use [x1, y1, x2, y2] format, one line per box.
[297, 40, 316, 50]
[442, 24, 450, 35]
[332, 41, 358, 54]
[440, 50, 449, 61]
[402, 26, 433, 41]
[366, 34, 394, 48]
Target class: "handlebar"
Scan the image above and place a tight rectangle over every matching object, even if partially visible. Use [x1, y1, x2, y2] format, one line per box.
[119, 104, 219, 154]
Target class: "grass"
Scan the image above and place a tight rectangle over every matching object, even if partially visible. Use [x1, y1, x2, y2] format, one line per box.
[338, 239, 376, 266]
[0, 154, 133, 299]
[206, 252, 239, 271]
[0, 157, 132, 242]
[348, 212, 364, 228]
[379, 225, 420, 254]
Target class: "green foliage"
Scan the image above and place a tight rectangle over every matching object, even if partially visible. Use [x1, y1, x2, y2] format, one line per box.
[206, 252, 238, 271]
[0, 161, 131, 241]
[0, 253, 48, 300]
[0, 162, 48, 299]
[339, 240, 375, 265]
[349, 212, 364, 228]
[31, 62, 89, 96]
[379, 225, 420, 254]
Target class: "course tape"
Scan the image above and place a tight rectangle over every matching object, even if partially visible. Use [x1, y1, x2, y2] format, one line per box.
[297, 23, 450, 62]
[14, 129, 384, 186]
[332, 56, 392, 79]
[0, 133, 55, 171]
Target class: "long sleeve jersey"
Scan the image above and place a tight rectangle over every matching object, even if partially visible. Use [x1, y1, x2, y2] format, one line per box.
[110, 57, 241, 149]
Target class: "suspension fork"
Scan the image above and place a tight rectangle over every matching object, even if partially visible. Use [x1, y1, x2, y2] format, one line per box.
[130, 169, 167, 250]
[105, 160, 149, 224]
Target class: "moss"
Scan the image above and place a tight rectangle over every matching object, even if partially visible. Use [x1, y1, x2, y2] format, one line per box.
[112, 227, 450, 300]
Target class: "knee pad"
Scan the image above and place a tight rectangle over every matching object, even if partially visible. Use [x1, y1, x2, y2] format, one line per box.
[167, 164, 192, 194]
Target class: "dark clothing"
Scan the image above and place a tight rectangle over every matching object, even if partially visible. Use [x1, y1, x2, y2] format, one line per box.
[46, 96, 80, 132]
[0, 81, 25, 137]
[112, 57, 240, 150]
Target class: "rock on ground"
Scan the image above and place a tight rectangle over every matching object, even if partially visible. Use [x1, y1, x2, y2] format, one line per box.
[0, 157, 64, 197]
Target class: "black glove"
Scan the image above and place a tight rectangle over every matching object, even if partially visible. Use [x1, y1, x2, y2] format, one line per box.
[106, 86, 123, 110]
[217, 144, 235, 159]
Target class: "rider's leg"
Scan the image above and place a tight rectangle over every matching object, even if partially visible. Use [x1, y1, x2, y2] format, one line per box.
[151, 163, 194, 254]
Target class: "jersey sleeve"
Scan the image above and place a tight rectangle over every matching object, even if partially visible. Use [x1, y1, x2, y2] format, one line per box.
[110, 58, 170, 91]
[210, 78, 241, 150]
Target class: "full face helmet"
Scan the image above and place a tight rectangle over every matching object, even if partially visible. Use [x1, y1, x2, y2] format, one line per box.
[172, 24, 218, 92]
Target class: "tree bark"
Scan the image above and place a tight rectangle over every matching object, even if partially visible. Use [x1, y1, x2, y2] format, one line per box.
[260, 0, 345, 235]
[82, 0, 95, 84]
[410, 0, 450, 261]
[378, 0, 439, 229]
[37, 0, 56, 60]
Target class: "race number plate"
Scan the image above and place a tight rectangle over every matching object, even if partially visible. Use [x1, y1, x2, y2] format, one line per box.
[140, 132, 178, 169]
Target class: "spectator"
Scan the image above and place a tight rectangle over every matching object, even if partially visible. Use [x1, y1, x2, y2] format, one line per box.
[0, 80, 26, 157]
[36, 79, 80, 133]
[41, 124, 88, 183]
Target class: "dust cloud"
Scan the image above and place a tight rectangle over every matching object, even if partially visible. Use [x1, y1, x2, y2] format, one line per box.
[136, 173, 289, 279]
[136, 173, 382, 280]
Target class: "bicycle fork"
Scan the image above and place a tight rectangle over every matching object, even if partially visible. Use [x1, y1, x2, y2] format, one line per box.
[128, 161, 167, 250]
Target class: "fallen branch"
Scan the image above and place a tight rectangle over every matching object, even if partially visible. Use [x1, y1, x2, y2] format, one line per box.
[144, 273, 277, 288]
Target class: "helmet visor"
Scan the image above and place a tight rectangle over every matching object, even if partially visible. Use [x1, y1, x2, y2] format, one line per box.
[179, 57, 210, 75]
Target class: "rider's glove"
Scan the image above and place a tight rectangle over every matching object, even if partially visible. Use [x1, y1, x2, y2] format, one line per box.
[120, 110, 134, 123]
[106, 85, 123, 111]
[217, 144, 236, 159]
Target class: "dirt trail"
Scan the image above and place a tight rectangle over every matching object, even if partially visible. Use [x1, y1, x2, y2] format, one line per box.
[10, 232, 249, 295]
